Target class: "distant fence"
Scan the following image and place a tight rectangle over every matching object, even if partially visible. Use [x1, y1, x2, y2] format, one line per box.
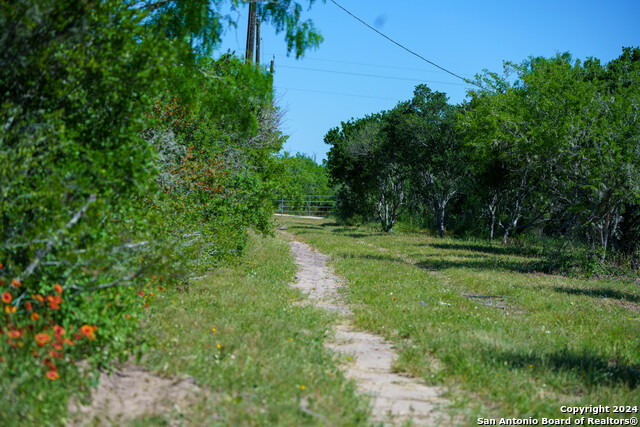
[274, 195, 336, 217]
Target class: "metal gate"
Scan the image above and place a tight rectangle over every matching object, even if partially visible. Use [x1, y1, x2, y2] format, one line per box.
[274, 195, 336, 217]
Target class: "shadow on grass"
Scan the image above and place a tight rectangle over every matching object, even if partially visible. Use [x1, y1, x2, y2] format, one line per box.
[552, 286, 640, 303]
[490, 348, 640, 388]
[337, 252, 404, 263]
[320, 221, 340, 227]
[286, 224, 323, 231]
[335, 250, 530, 274]
[415, 256, 530, 273]
[342, 232, 383, 239]
[328, 227, 386, 238]
[426, 242, 542, 258]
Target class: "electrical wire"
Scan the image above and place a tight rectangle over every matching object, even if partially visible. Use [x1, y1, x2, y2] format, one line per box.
[275, 86, 399, 101]
[329, 0, 479, 87]
[276, 64, 472, 86]
[267, 52, 476, 76]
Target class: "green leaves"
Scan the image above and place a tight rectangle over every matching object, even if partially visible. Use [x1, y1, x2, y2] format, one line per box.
[1, 0, 322, 420]
[461, 48, 640, 249]
[276, 152, 333, 201]
[135, 0, 324, 59]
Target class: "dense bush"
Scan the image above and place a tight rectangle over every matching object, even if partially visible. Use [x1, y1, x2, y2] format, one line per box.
[0, 1, 183, 420]
[1, 0, 324, 421]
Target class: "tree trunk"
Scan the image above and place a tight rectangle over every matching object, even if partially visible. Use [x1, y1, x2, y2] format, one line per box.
[502, 199, 521, 244]
[488, 194, 498, 242]
[437, 201, 446, 238]
[489, 215, 495, 242]
[376, 171, 405, 233]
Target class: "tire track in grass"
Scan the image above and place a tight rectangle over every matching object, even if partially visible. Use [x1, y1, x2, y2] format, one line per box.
[287, 236, 453, 426]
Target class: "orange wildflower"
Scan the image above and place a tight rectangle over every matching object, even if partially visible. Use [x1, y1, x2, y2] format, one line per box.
[49, 350, 63, 358]
[80, 325, 93, 337]
[63, 337, 75, 346]
[5, 305, 16, 314]
[54, 283, 63, 294]
[35, 294, 44, 304]
[1, 292, 11, 303]
[11, 278, 21, 288]
[53, 325, 65, 338]
[8, 330, 21, 339]
[35, 333, 51, 347]
[31, 312, 40, 321]
[52, 342, 63, 351]
[48, 295, 62, 305]
[25, 301, 32, 311]
[46, 370, 59, 380]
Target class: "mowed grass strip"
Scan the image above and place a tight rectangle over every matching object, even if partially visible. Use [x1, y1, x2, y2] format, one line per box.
[143, 233, 370, 426]
[279, 216, 640, 422]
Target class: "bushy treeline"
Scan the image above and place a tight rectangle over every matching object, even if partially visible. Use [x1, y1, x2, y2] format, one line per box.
[0, 0, 323, 420]
[275, 152, 334, 211]
[325, 48, 640, 268]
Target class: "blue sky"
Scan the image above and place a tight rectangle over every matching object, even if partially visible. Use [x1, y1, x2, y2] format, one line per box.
[217, 0, 639, 163]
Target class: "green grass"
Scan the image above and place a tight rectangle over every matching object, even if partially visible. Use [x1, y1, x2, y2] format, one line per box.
[278, 216, 640, 423]
[1, 232, 370, 426]
[6, 219, 637, 425]
[138, 232, 370, 425]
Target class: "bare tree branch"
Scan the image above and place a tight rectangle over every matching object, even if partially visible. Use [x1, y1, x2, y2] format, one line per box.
[21, 194, 97, 280]
[71, 270, 142, 298]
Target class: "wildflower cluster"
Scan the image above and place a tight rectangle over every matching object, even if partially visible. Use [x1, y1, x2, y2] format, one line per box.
[137, 277, 166, 311]
[0, 270, 98, 380]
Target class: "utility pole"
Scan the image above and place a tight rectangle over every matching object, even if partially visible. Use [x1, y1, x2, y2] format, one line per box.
[255, 18, 261, 65]
[245, 2, 256, 63]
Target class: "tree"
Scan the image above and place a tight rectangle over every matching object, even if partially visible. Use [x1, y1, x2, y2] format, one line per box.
[386, 85, 471, 237]
[277, 151, 332, 191]
[133, 0, 324, 58]
[461, 49, 640, 252]
[325, 114, 410, 231]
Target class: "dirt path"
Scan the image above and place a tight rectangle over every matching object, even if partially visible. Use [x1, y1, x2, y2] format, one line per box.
[68, 235, 451, 425]
[67, 364, 202, 426]
[287, 238, 451, 426]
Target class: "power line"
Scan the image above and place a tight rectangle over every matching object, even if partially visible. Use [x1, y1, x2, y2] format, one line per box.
[276, 64, 472, 86]
[267, 52, 476, 77]
[329, 0, 478, 87]
[275, 86, 399, 101]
